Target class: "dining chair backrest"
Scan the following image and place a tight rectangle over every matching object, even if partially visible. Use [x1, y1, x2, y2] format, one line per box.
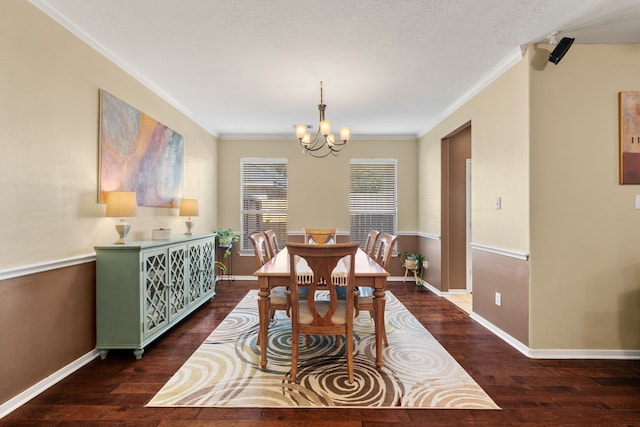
[363, 229, 380, 258]
[264, 229, 279, 258]
[286, 241, 359, 383]
[249, 232, 272, 268]
[303, 227, 337, 244]
[375, 232, 398, 270]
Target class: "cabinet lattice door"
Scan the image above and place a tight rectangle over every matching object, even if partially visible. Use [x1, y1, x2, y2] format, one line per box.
[143, 250, 169, 339]
[188, 243, 203, 303]
[201, 240, 214, 294]
[169, 245, 187, 318]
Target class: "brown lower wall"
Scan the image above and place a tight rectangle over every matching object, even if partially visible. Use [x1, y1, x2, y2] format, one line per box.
[418, 236, 442, 291]
[0, 263, 96, 404]
[472, 249, 529, 345]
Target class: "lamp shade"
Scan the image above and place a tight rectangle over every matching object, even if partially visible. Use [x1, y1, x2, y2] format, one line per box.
[179, 199, 199, 217]
[105, 191, 137, 217]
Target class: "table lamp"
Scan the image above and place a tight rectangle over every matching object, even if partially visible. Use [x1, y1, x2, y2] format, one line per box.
[179, 198, 199, 235]
[105, 191, 138, 244]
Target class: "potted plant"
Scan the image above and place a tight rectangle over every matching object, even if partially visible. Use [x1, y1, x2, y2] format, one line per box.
[215, 228, 239, 258]
[401, 251, 426, 286]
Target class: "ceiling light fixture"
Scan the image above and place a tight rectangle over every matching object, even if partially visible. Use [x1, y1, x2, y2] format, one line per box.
[294, 81, 350, 158]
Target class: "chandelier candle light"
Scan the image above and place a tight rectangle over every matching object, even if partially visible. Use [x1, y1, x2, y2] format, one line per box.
[294, 81, 350, 158]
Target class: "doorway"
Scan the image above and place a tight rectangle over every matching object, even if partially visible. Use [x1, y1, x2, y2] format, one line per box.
[441, 123, 472, 294]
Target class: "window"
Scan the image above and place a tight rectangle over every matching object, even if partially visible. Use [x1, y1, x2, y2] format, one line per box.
[240, 158, 288, 252]
[349, 159, 397, 247]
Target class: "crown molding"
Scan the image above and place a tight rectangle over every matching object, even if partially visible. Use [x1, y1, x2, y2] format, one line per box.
[27, 0, 215, 136]
[417, 46, 525, 137]
[218, 133, 418, 141]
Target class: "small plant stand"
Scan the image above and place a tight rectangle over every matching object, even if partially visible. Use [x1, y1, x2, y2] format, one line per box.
[403, 259, 421, 284]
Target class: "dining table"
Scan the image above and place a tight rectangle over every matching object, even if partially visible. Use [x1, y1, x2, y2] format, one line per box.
[253, 246, 390, 369]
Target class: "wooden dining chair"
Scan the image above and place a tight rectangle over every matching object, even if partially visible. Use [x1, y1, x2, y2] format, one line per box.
[374, 232, 398, 270]
[264, 229, 279, 258]
[357, 232, 397, 347]
[303, 227, 337, 244]
[286, 241, 360, 383]
[249, 232, 272, 268]
[363, 229, 380, 257]
[249, 232, 288, 337]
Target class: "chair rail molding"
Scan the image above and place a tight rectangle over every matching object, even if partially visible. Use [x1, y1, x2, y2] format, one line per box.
[0, 253, 96, 281]
[470, 242, 529, 261]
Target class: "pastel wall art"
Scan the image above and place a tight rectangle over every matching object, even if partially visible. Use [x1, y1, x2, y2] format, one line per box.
[99, 90, 184, 207]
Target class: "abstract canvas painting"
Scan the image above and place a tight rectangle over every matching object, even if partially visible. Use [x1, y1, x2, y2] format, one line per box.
[619, 91, 640, 184]
[99, 90, 184, 207]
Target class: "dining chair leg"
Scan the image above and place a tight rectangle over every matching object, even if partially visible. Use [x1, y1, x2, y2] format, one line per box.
[346, 331, 354, 383]
[291, 334, 299, 382]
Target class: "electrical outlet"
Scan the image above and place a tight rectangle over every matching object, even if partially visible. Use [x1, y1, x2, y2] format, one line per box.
[422, 260, 428, 270]
[495, 292, 502, 306]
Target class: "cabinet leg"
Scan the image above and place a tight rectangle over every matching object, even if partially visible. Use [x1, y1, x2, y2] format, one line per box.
[133, 349, 144, 360]
[98, 349, 109, 360]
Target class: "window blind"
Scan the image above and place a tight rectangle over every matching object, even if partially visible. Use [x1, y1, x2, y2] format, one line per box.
[349, 159, 397, 247]
[240, 158, 288, 251]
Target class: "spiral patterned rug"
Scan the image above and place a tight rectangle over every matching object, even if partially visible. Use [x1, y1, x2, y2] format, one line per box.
[146, 290, 499, 409]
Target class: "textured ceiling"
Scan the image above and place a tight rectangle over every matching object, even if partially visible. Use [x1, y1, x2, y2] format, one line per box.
[30, 0, 640, 138]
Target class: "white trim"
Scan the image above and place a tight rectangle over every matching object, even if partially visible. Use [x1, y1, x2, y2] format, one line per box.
[219, 133, 418, 141]
[444, 288, 470, 295]
[470, 243, 529, 261]
[418, 280, 444, 297]
[471, 313, 640, 360]
[418, 46, 525, 137]
[528, 348, 640, 360]
[470, 312, 531, 356]
[27, 0, 212, 136]
[0, 254, 96, 281]
[240, 157, 288, 164]
[417, 232, 441, 240]
[0, 350, 100, 419]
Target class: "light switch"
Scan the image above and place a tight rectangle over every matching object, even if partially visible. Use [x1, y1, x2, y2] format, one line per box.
[635, 195, 640, 209]
[495, 196, 502, 210]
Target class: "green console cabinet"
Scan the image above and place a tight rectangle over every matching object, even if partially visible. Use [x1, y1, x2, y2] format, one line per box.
[95, 233, 215, 359]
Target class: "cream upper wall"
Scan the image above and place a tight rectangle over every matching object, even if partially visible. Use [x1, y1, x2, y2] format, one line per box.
[0, 1, 217, 270]
[420, 43, 640, 350]
[529, 44, 640, 349]
[217, 137, 418, 239]
[418, 50, 530, 253]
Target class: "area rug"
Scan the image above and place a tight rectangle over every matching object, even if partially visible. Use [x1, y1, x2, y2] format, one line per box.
[147, 290, 499, 409]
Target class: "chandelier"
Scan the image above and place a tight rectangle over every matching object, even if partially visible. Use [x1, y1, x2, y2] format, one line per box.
[294, 82, 350, 158]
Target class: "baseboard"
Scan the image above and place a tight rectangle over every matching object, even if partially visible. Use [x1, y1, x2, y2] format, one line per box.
[0, 349, 100, 419]
[417, 280, 444, 296]
[470, 312, 640, 360]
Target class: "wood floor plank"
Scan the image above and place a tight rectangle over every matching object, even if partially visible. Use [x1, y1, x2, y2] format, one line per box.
[1, 280, 639, 426]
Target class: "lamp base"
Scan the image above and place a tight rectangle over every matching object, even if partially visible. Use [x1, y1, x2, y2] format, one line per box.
[185, 218, 195, 235]
[114, 220, 131, 244]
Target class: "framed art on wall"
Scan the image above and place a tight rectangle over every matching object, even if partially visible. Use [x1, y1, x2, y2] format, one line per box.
[98, 90, 184, 207]
[619, 91, 640, 184]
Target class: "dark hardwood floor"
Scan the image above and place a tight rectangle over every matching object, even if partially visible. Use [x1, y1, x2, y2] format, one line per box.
[2, 280, 639, 426]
